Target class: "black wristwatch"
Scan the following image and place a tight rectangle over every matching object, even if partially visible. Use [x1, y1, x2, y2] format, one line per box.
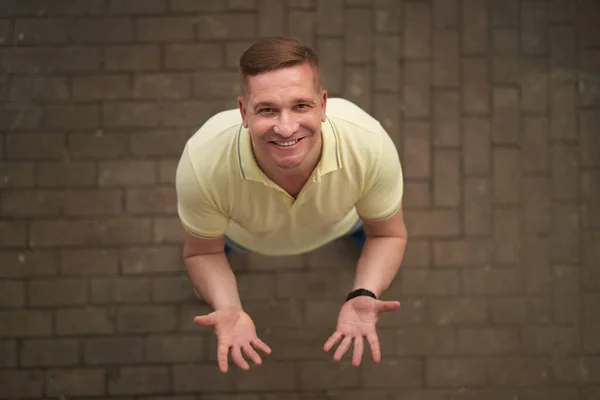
[346, 288, 377, 302]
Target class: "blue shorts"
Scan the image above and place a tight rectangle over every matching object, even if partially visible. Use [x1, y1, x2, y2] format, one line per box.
[224, 219, 366, 256]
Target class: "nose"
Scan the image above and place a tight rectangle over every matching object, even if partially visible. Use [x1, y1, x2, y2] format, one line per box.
[272, 110, 299, 138]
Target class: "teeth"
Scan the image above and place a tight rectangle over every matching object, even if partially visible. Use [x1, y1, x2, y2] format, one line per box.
[275, 140, 298, 147]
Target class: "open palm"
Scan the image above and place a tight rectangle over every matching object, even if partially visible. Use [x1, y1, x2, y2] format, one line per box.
[194, 308, 271, 373]
[323, 296, 400, 366]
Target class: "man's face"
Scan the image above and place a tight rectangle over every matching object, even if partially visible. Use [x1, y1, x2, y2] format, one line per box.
[238, 62, 327, 171]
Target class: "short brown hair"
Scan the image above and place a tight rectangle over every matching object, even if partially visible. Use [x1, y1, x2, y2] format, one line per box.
[238, 36, 322, 94]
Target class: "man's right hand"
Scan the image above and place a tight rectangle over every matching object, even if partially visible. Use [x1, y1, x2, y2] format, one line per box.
[194, 308, 272, 373]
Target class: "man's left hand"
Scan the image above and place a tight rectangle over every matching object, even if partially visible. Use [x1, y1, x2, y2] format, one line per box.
[323, 296, 400, 366]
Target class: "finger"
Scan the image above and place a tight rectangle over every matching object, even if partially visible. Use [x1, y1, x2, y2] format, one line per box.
[367, 333, 381, 363]
[377, 300, 401, 313]
[231, 345, 250, 370]
[217, 342, 230, 373]
[333, 336, 352, 362]
[352, 335, 364, 367]
[193, 315, 215, 327]
[323, 331, 343, 352]
[243, 343, 263, 365]
[252, 338, 272, 355]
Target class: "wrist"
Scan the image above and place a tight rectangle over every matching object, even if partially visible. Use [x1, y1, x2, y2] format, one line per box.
[212, 298, 244, 311]
[190, 285, 242, 310]
[215, 305, 245, 315]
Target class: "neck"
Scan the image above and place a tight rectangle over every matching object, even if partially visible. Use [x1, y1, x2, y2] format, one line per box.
[253, 142, 322, 197]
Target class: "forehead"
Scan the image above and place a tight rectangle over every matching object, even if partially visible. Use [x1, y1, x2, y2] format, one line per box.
[246, 63, 318, 105]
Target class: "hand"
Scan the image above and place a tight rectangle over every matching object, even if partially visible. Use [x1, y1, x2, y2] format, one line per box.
[194, 308, 272, 373]
[323, 296, 400, 367]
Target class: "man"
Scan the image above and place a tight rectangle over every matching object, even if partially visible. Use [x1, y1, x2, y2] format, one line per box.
[175, 36, 408, 374]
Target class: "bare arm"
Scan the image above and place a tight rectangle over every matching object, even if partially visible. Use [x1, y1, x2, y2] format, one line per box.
[183, 229, 243, 311]
[352, 208, 408, 298]
[182, 228, 272, 372]
[323, 207, 406, 366]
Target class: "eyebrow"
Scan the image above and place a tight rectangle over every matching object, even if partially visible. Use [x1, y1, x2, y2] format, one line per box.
[253, 99, 316, 111]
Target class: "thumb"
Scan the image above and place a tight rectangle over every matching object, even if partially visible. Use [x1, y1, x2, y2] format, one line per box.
[193, 314, 216, 327]
[376, 300, 401, 313]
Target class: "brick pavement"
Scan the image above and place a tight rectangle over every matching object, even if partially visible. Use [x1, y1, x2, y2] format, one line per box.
[0, 0, 599, 398]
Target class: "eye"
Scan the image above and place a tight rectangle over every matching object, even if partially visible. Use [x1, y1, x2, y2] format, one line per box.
[296, 103, 311, 110]
[259, 108, 274, 114]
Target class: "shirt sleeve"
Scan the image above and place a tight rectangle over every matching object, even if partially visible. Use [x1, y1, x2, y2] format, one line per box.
[175, 144, 229, 238]
[354, 126, 404, 221]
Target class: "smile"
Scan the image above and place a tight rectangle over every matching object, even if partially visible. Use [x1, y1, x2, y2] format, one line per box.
[275, 140, 298, 147]
[273, 138, 302, 147]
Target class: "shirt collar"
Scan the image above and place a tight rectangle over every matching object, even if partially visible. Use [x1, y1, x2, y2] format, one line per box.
[236, 117, 342, 183]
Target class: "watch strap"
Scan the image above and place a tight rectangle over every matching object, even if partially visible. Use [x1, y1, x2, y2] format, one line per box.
[346, 288, 377, 302]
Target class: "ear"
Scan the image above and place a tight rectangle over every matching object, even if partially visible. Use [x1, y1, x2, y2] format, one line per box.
[238, 95, 249, 128]
[320, 90, 328, 122]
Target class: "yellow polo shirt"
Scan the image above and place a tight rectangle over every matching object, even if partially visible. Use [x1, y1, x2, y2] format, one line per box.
[175, 98, 403, 256]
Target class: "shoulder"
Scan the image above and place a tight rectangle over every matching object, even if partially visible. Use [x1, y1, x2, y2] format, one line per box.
[176, 107, 242, 211]
[183, 107, 242, 178]
[326, 98, 394, 163]
[325, 98, 383, 134]
[186, 108, 242, 154]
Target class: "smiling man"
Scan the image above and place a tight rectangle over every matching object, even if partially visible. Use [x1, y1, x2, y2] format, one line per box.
[176, 36, 407, 374]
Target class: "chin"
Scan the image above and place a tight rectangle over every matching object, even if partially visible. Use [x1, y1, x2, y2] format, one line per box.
[275, 158, 303, 170]
[268, 149, 306, 170]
